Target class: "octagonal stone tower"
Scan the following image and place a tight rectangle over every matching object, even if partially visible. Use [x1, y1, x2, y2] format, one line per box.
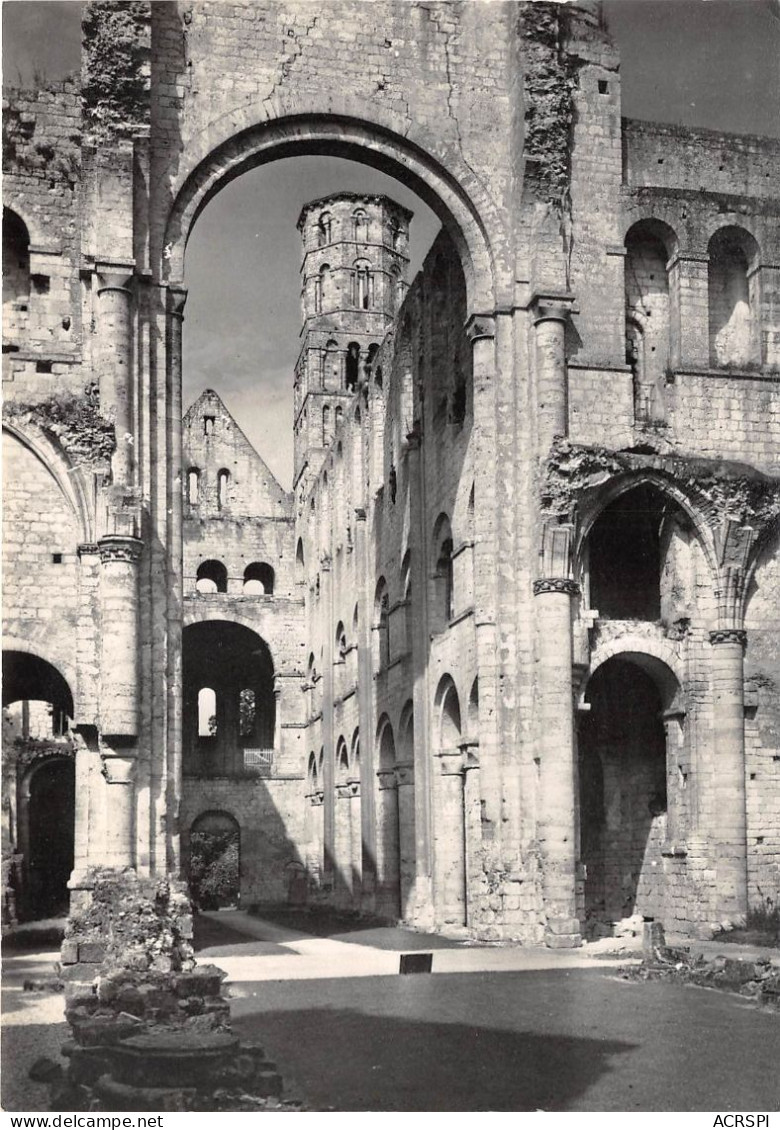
[293, 193, 412, 486]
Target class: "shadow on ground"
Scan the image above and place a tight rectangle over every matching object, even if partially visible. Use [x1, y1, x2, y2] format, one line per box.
[245, 906, 466, 950]
[231, 989, 635, 1111]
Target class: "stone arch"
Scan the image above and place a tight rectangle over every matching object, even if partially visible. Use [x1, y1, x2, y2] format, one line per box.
[574, 469, 719, 587]
[2, 643, 77, 720]
[583, 637, 684, 712]
[434, 674, 462, 750]
[578, 650, 683, 933]
[187, 809, 241, 910]
[161, 114, 497, 314]
[2, 422, 94, 545]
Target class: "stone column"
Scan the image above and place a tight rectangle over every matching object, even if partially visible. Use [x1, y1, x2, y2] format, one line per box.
[334, 783, 352, 906]
[99, 535, 142, 737]
[531, 296, 573, 455]
[462, 742, 481, 927]
[347, 776, 362, 905]
[375, 768, 400, 918]
[709, 628, 748, 922]
[96, 266, 134, 484]
[311, 790, 325, 886]
[395, 760, 416, 920]
[534, 576, 581, 948]
[354, 508, 377, 907]
[320, 556, 335, 885]
[165, 285, 187, 863]
[435, 749, 466, 928]
[101, 752, 136, 869]
[405, 433, 432, 919]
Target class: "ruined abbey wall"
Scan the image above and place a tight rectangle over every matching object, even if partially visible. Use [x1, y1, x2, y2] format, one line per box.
[3, 1, 778, 944]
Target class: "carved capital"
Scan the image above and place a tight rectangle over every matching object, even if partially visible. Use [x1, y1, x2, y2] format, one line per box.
[464, 313, 496, 343]
[96, 264, 134, 296]
[530, 291, 576, 326]
[395, 760, 415, 787]
[377, 769, 397, 790]
[533, 577, 580, 597]
[77, 543, 100, 558]
[312, 790, 324, 807]
[320, 553, 332, 572]
[167, 285, 188, 320]
[100, 755, 135, 785]
[709, 628, 747, 648]
[98, 535, 143, 565]
[354, 507, 367, 523]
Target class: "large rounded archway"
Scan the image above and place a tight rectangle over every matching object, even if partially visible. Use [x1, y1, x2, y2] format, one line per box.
[2, 650, 75, 920]
[182, 621, 275, 778]
[578, 654, 680, 935]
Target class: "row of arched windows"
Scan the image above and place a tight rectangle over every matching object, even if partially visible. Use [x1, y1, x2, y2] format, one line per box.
[315, 208, 404, 250]
[313, 263, 403, 314]
[196, 685, 259, 739]
[624, 220, 767, 424]
[187, 467, 230, 507]
[194, 559, 275, 595]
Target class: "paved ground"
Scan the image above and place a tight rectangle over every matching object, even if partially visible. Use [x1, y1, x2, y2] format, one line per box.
[2, 910, 778, 1112]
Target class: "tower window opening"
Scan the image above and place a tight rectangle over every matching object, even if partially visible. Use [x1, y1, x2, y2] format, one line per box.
[204, 415, 215, 436]
[317, 211, 332, 246]
[196, 559, 228, 594]
[187, 468, 200, 505]
[239, 688, 256, 738]
[217, 468, 230, 509]
[198, 687, 217, 737]
[353, 208, 368, 242]
[243, 562, 275, 595]
[345, 342, 360, 391]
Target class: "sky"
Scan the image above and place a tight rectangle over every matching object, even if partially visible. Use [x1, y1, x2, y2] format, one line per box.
[3, 0, 779, 487]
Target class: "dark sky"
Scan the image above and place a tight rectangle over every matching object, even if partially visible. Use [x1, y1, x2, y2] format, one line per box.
[4, 0, 779, 486]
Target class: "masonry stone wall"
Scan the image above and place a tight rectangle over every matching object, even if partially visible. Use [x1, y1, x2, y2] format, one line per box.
[2, 1, 778, 947]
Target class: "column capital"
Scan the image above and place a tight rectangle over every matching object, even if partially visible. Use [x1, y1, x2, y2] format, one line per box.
[98, 535, 143, 565]
[167, 284, 188, 320]
[320, 553, 332, 572]
[100, 754, 136, 785]
[377, 768, 397, 790]
[464, 312, 496, 343]
[312, 789, 324, 807]
[530, 291, 577, 326]
[354, 507, 367, 522]
[709, 628, 747, 648]
[77, 542, 100, 558]
[533, 577, 580, 597]
[395, 760, 415, 787]
[96, 262, 135, 294]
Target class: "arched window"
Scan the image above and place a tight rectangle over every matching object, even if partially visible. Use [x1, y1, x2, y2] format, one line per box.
[315, 264, 330, 315]
[401, 550, 413, 656]
[624, 219, 677, 422]
[323, 339, 340, 388]
[243, 562, 275, 595]
[390, 217, 402, 251]
[187, 468, 200, 505]
[353, 208, 368, 242]
[322, 404, 331, 445]
[708, 226, 760, 367]
[336, 621, 347, 662]
[335, 405, 343, 430]
[295, 538, 305, 585]
[374, 577, 390, 671]
[353, 259, 372, 309]
[345, 342, 360, 391]
[433, 514, 454, 629]
[3, 208, 30, 345]
[196, 560, 228, 594]
[436, 676, 462, 751]
[198, 687, 217, 737]
[217, 469, 230, 509]
[318, 211, 332, 246]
